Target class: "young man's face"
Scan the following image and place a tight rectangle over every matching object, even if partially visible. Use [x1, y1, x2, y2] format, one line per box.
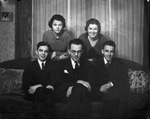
[52, 20, 63, 34]
[101, 45, 115, 61]
[36, 46, 49, 62]
[87, 24, 99, 39]
[68, 44, 83, 62]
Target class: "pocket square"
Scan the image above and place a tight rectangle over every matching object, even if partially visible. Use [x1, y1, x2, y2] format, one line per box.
[64, 69, 69, 74]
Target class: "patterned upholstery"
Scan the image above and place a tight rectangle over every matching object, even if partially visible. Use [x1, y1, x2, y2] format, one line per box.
[0, 68, 24, 96]
[0, 68, 149, 95]
[128, 69, 149, 94]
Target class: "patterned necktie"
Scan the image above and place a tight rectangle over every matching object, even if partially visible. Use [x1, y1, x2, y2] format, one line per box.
[42, 62, 45, 70]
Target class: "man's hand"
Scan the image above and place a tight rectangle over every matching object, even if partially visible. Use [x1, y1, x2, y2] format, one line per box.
[77, 80, 91, 92]
[59, 53, 69, 60]
[100, 82, 113, 93]
[46, 85, 54, 91]
[28, 84, 42, 94]
[66, 86, 73, 97]
[51, 51, 56, 59]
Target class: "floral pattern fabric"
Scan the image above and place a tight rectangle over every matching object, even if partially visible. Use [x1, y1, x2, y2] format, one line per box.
[0, 68, 149, 95]
[128, 69, 149, 93]
[0, 68, 24, 95]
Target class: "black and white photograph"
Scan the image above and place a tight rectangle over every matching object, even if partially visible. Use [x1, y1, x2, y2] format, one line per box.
[0, 0, 149, 119]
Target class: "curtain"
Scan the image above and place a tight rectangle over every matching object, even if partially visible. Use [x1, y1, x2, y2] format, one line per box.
[32, 0, 147, 66]
[15, 0, 32, 59]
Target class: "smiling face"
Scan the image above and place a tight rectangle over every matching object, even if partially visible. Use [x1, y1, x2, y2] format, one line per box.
[87, 24, 99, 39]
[101, 45, 115, 61]
[36, 46, 49, 62]
[68, 44, 83, 62]
[52, 20, 63, 34]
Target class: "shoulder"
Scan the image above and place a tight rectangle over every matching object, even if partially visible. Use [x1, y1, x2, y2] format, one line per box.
[79, 33, 87, 39]
[98, 34, 108, 41]
[80, 59, 92, 68]
[112, 58, 128, 70]
[26, 59, 36, 66]
[112, 58, 124, 65]
[59, 58, 70, 65]
[62, 30, 73, 36]
[43, 30, 53, 36]
[24, 60, 37, 71]
[95, 58, 104, 64]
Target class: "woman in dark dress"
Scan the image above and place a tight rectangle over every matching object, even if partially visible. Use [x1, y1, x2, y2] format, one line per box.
[79, 18, 108, 63]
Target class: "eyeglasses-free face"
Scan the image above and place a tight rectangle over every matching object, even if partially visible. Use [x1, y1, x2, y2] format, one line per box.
[87, 24, 99, 39]
[52, 20, 63, 34]
[101, 45, 115, 61]
[36, 46, 49, 62]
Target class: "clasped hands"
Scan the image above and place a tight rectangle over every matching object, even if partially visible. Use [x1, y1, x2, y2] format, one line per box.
[100, 82, 113, 93]
[28, 84, 54, 94]
[66, 80, 91, 97]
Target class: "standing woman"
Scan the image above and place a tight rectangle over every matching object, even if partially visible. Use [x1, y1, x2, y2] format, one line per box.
[79, 18, 108, 62]
[43, 14, 74, 61]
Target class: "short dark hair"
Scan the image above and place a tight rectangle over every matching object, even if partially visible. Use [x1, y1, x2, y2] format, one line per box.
[68, 38, 84, 49]
[48, 14, 66, 28]
[85, 18, 101, 33]
[102, 40, 116, 49]
[37, 41, 50, 51]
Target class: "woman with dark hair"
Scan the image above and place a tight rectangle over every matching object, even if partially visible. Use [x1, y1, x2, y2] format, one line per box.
[79, 18, 108, 63]
[43, 14, 74, 61]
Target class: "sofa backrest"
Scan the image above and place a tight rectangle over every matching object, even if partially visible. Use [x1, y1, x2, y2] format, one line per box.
[0, 58, 149, 96]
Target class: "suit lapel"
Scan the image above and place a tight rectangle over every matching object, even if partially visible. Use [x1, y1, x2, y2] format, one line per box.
[34, 60, 41, 71]
[64, 58, 74, 78]
[33, 60, 48, 78]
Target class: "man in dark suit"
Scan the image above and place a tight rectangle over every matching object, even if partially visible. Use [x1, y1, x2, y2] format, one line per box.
[22, 41, 55, 119]
[91, 40, 130, 119]
[55, 38, 93, 119]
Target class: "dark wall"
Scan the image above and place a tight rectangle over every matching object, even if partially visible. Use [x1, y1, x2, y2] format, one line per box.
[143, 0, 150, 73]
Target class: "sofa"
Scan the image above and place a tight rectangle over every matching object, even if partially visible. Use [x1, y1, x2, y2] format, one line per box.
[0, 57, 149, 119]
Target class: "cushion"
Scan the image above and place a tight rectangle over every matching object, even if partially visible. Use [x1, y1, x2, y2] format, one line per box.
[128, 69, 149, 94]
[0, 69, 24, 95]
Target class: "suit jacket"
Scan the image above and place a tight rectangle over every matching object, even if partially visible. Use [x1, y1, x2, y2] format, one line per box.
[54, 58, 93, 103]
[22, 59, 55, 100]
[91, 58, 130, 102]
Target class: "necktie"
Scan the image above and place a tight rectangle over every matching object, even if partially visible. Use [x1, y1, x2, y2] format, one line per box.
[106, 61, 110, 68]
[74, 61, 79, 78]
[42, 62, 45, 70]
[75, 61, 79, 69]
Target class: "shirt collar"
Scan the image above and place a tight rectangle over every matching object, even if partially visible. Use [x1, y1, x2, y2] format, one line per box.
[37, 59, 46, 69]
[103, 58, 111, 64]
[70, 58, 80, 69]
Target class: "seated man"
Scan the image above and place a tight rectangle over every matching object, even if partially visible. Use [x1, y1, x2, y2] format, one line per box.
[55, 38, 93, 119]
[91, 40, 130, 119]
[22, 41, 56, 119]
